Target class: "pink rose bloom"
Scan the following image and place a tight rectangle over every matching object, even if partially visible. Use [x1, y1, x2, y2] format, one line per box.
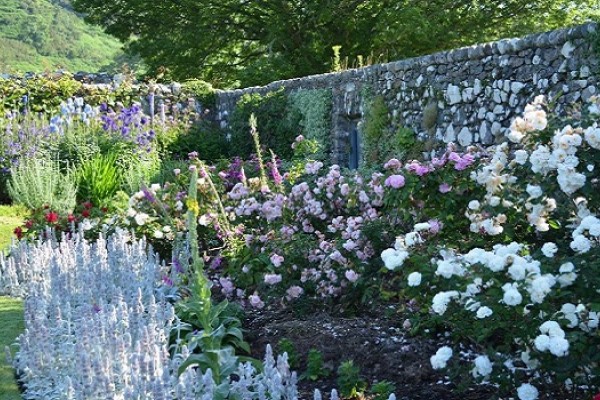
[248, 293, 265, 309]
[384, 174, 406, 188]
[428, 219, 442, 234]
[407, 162, 430, 176]
[431, 157, 446, 168]
[384, 158, 402, 170]
[345, 270, 359, 283]
[286, 285, 304, 300]
[270, 253, 284, 267]
[264, 273, 282, 285]
[439, 183, 452, 193]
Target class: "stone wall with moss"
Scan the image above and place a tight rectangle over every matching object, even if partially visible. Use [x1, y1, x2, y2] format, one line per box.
[216, 23, 599, 167]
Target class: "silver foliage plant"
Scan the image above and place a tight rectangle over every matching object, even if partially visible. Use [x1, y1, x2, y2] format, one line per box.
[5, 230, 390, 400]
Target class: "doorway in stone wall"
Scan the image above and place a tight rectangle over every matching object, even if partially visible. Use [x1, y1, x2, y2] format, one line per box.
[341, 116, 361, 170]
[349, 126, 361, 170]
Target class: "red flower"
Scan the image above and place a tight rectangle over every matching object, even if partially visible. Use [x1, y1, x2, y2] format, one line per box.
[24, 220, 34, 229]
[67, 214, 76, 223]
[13, 226, 23, 240]
[101, 207, 108, 213]
[83, 201, 93, 210]
[593, 393, 600, 400]
[81, 210, 91, 218]
[45, 211, 59, 224]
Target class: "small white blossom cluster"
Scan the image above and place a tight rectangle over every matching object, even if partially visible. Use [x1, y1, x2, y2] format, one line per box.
[570, 215, 600, 254]
[381, 221, 436, 270]
[507, 95, 548, 143]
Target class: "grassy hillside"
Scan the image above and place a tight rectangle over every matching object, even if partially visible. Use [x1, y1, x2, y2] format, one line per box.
[0, 0, 126, 73]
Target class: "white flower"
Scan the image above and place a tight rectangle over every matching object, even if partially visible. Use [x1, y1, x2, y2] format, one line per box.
[539, 321, 565, 338]
[507, 128, 525, 143]
[404, 231, 423, 247]
[381, 248, 409, 270]
[570, 234, 592, 253]
[584, 125, 600, 149]
[508, 262, 527, 281]
[541, 242, 558, 258]
[517, 383, 539, 400]
[472, 355, 493, 378]
[501, 283, 522, 306]
[534, 334, 550, 351]
[476, 306, 493, 319]
[468, 200, 481, 210]
[526, 184, 543, 199]
[134, 212, 150, 226]
[153, 230, 164, 239]
[126, 208, 137, 217]
[413, 222, 431, 232]
[514, 150, 529, 165]
[150, 183, 161, 192]
[435, 259, 464, 278]
[432, 291, 459, 315]
[430, 346, 453, 369]
[407, 272, 422, 287]
[548, 336, 569, 357]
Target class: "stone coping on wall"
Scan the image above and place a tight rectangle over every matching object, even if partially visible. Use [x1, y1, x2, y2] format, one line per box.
[215, 23, 597, 99]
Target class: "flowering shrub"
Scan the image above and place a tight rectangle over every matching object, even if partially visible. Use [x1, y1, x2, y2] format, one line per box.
[383, 96, 600, 398]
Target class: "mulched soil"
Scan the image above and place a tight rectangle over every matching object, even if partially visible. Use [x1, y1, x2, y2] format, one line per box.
[244, 306, 498, 400]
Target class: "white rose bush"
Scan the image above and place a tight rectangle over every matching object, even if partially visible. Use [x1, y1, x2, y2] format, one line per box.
[382, 96, 600, 398]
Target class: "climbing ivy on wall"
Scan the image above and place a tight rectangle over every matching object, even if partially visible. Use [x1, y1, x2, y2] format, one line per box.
[228, 89, 301, 160]
[288, 89, 332, 160]
[361, 95, 423, 166]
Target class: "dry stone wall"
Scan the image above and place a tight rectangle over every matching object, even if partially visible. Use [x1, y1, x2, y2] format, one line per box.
[216, 23, 599, 167]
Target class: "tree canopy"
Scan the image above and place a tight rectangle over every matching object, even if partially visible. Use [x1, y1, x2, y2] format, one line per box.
[71, 0, 600, 87]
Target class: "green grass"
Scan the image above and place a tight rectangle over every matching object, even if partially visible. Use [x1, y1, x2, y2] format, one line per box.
[0, 205, 25, 399]
[0, 205, 27, 254]
[0, 296, 23, 400]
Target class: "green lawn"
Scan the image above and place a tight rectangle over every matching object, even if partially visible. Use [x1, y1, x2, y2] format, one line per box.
[0, 205, 25, 399]
[0, 205, 27, 255]
[0, 297, 23, 400]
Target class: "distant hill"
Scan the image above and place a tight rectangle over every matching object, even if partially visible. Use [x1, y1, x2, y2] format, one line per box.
[0, 0, 128, 73]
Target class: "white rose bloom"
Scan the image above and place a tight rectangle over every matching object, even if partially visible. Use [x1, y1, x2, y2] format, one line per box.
[472, 355, 493, 378]
[413, 222, 431, 232]
[548, 336, 570, 357]
[508, 263, 527, 281]
[584, 126, 600, 149]
[507, 129, 525, 143]
[570, 235, 592, 253]
[476, 306, 493, 319]
[526, 184, 543, 199]
[534, 334, 550, 351]
[539, 321, 565, 338]
[407, 272, 422, 287]
[541, 242, 558, 258]
[381, 248, 409, 270]
[432, 291, 459, 315]
[488, 196, 501, 207]
[430, 346, 453, 369]
[404, 231, 423, 247]
[468, 200, 481, 210]
[150, 183, 161, 191]
[134, 212, 150, 226]
[502, 283, 522, 306]
[153, 230, 164, 239]
[435, 260, 464, 279]
[127, 208, 137, 217]
[517, 383, 539, 400]
[514, 150, 529, 165]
